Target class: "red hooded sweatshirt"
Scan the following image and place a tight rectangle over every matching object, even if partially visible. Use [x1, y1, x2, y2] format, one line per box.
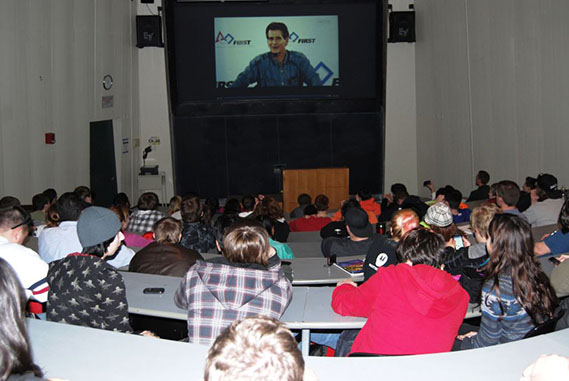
[332, 263, 469, 355]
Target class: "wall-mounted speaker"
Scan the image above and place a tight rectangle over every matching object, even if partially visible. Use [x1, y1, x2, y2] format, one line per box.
[136, 15, 164, 48]
[388, 11, 415, 43]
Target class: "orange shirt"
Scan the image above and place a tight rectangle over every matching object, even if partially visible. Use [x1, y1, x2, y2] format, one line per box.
[331, 198, 380, 225]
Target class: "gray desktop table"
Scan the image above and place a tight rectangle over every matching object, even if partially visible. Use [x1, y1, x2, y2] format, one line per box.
[29, 318, 569, 380]
[121, 271, 480, 356]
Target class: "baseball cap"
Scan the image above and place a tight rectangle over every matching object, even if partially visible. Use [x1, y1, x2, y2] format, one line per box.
[345, 208, 373, 238]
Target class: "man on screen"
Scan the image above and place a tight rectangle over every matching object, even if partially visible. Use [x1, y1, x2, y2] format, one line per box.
[230, 22, 322, 88]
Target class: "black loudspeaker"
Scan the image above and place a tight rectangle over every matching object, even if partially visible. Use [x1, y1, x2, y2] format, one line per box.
[388, 11, 415, 43]
[136, 15, 164, 48]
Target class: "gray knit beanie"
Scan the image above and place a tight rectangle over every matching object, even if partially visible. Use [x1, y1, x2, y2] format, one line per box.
[77, 206, 121, 248]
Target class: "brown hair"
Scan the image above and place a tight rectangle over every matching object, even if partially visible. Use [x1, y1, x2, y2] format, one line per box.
[430, 223, 463, 242]
[153, 217, 183, 244]
[223, 222, 270, 266]
[314, 194, 329, 212]
[167, 195, 182, 216]
[205, 316, 304, 381]
[137, 192, 159, 211]
[390, 209, 420, 241]
[470, 203, 502, 239]
[486, 214, 557, 324]
[255, 197, 283, 220]
[45, 204, 60, 228]
[181, 195, 202, 223]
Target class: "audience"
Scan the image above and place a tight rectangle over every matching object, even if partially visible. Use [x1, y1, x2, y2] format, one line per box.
[289, 194, 332, 232]
[363, 209, 419, 281]
[42, 188, 57, 206]
[174, 221, 292, 345]
[0, 206, 49, 306]
[73, 185, 93, 206]
[112, 192, 131, 211]
[423, 202, 467, 249]
[332, 228, 469, 356]
[167, 195, 183, 220]
[445, 189, 471, 224]
[380, 183, 428, 222]
[127, 192, 165, 234]
[130, 217, 203, 277]
[466, 170, 490, 202]
[238, 195, 256, 219]
[110, 204, 153, 248]
[518, 176, 537, 213]
[203, 196, 221, 227]
[523, 173, 564, 227]
[0, 196, 21, 208]
[256, 215, 295, 260]
[457, 214, 558, 349]
[321, 199, 360, 238]
[495, 180, 527, 221]
[290, 193, 311, 219]
[0, 258, 44, 380]
[255, 196, 290, 242]
[443, 203, 501, 301]
[47, 206, 133, 332]
[179, 195, 217, 253]
[204, 315, 310, 381]
[30, 193, 50, 225]
[39, 193, 135, 268]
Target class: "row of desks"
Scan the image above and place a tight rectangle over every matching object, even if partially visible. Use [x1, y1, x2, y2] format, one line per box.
[27, 318, 569, 381]
[121, 271, 481, 355]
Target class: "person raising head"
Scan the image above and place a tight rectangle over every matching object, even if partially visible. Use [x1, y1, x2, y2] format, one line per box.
[0, 257, 44, 380]
[459, 214, 558, 349]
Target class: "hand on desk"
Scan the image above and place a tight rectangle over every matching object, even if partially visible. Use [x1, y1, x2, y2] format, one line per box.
[557, 254, 569, 263]
[140, 330, 160, 339]
[456, 331, 477, 341]
[336, 279, 357, 288]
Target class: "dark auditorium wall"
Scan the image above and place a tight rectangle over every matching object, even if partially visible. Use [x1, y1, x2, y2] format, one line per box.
[173, 113, 384, 197]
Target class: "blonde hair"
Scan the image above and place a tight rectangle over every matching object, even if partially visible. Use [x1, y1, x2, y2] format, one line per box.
[153, 217, 183, 244]
[470, 203, 502, 239]
[223, 222, 270, 266]
[205, 315, 304, 381]
[390, 209, 420, 241]
[167, 195, 182, 216]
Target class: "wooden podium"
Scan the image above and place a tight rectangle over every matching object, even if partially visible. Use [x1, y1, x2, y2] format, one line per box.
[282, 168, 349, 214]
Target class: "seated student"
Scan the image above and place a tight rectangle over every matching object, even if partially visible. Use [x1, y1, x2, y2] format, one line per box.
[518, 176, 536, 213]
[458, 214, 558, 349]
[423, 202, 468, 249]
[290, 193, 311, 220]
[322, 208, 397, 276]
[255, 197, 290, 242]
[445, 189, 471, 224]
[238, 195, 256, 220]
[113, 192, 131, 212]
[443, 203, 502, 302]
[127, 192, 165, 234]
[495, 180, 527, 221]
[203, 197, 221, 227]
[204, 316, 310, 381]
[40, 193, 135, 269]
[0, 206, 49, 306]
[47, 206, 133, 332]
[380, 183, 428, 222]
[174, 221, 292, 345]
[321, 199, 361, 238]
[363, 209, 419, 281]
[289, 195, 332, 232]
[0, 196, 21, 208]
[466, 170, 491, 202]
[74, 185, 93, 206]
[42, 188, 58, 207]
[256, 215, 294, 260]
[332, 228, 469, 356]
[523, 173, 564, 227]
[110, 204, 153, 248]
[534, 199, 569, 297]
[179, 195, 217, 253]
[130, 217, 203, 277]
[331, 194, 379, 225]
[167, 195, 183, 220]
[30, 192, 50, 225]
[0, 257, 45, 379]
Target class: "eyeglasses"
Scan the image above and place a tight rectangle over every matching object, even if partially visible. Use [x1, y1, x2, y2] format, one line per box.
[7, 206, 33, 230]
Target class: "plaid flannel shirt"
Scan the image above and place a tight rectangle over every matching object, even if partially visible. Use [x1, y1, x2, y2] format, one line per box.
[174, 255, 292, 345]
[127, 210, 165, 234]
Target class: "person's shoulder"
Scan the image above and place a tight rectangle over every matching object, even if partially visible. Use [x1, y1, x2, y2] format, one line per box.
[288, 50, 308, 60]
[251, 52, 272, 64]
